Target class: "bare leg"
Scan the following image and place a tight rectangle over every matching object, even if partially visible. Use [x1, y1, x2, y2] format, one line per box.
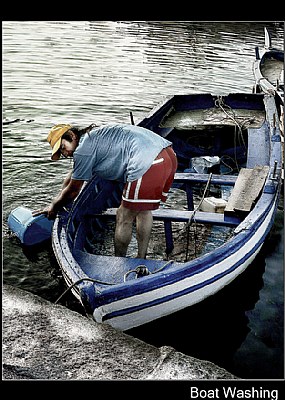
[114, 205, 138, 257]
[114, 206, 153, 258]
[136, 211, 153, 259]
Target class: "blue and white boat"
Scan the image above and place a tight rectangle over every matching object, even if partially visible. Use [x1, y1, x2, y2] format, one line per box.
[52, 92, 282, 331]
[253, 27, 284, 105]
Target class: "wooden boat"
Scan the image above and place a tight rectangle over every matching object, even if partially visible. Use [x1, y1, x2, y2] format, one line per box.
[253, 27, 284, 105]
[52, 92, 282, 331]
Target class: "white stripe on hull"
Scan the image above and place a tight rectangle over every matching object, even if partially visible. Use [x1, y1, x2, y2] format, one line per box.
[93, 200, 276, 331]
[105, 245, 262, 330]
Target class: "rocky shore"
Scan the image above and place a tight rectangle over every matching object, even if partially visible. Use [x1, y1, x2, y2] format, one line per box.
[3, 284, 237, 381]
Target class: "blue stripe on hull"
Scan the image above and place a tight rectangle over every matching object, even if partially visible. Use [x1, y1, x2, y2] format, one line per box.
[101, 243, 260, 323]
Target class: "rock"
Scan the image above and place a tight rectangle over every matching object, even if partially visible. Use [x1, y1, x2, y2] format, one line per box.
[2, 284, 237, 380]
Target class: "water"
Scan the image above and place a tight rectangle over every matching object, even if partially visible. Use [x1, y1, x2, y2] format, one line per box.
[2, 21, 284, 379]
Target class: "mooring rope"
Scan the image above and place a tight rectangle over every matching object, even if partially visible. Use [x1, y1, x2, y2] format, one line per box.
[55, 259, 175, 304]
[54, 277, 115, 304]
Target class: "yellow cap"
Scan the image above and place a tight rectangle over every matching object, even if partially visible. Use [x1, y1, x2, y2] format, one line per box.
[47, 124, 72, 160]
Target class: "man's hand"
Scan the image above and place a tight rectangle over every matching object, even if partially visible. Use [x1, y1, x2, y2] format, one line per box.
[32, 179, 84, 220]
[32, 207, 56, 220]
[44, 205, 57, 220]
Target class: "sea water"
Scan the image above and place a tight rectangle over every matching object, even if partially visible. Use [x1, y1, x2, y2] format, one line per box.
[2, 21, 284, 379]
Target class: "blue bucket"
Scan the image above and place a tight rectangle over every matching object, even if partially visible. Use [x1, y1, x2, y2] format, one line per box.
[7, 206, 54, 246]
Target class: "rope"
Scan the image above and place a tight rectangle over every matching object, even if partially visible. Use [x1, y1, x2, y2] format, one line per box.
[54, 277, 114, 304]
[123, 260, 174, 282]
[185, 173, 212, 262]
[124, 265, 150, 282]
[56, 260, 175, 304]
[214, 96, 252, 172]
[215, 97, 248, 133]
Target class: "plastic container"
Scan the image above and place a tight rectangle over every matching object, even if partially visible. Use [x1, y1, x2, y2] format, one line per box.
[191, 156, 220, 174]
[7, 206, 54, 246]
[200, 197, 227, 214]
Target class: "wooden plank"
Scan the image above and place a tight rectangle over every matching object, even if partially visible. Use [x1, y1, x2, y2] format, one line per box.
[152, 209, 241, 226]
[224, 165, 269, 215]
[174, 172, 237, 186]
[99, 208, 241, 227]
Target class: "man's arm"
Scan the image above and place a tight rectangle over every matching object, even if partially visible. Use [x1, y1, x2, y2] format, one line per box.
[45, 178, 84, 219]
[61, 170, 73, 190]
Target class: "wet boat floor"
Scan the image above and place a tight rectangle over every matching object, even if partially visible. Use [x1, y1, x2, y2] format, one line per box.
[84, 188, 234, 263]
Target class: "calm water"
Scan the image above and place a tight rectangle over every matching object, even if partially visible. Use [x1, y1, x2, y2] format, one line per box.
[2, 21, 284, 379]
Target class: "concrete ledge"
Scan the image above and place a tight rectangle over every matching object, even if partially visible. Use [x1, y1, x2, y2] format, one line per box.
[2, 284, 237, 380]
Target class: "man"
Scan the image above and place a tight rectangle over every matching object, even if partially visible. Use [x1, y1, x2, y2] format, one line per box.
[42, 123, 177, 259]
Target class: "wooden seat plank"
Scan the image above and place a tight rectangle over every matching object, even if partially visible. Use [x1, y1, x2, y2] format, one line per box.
[99, 208, 241, 227]
[174, 172, 237, 186]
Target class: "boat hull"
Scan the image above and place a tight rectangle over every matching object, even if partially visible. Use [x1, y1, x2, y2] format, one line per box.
[52, 92, 282, 331]
[253, 28, 284, 105]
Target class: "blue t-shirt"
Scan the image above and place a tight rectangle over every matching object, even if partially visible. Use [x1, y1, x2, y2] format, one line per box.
[71, 124, 172, 183]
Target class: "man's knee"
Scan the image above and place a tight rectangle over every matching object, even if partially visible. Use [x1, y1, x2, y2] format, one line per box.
[116, 205, 138, 225]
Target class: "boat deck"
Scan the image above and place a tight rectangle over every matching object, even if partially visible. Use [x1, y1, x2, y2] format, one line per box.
[73, 249, 176, 284]
[159, 108, 265, 130]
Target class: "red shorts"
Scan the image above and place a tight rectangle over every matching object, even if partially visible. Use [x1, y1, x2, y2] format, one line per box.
[122, 146, 177, 211]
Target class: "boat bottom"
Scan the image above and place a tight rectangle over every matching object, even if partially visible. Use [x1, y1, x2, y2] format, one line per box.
[83, 187, 234, 264]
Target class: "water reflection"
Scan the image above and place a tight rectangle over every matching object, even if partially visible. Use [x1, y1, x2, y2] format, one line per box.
[2, 21, 284, 379]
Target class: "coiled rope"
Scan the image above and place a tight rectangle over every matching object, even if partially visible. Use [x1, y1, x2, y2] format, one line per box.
[123, 260, 174, 282]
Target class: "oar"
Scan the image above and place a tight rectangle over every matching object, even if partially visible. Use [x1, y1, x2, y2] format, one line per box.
[264, 27, 271, 49]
